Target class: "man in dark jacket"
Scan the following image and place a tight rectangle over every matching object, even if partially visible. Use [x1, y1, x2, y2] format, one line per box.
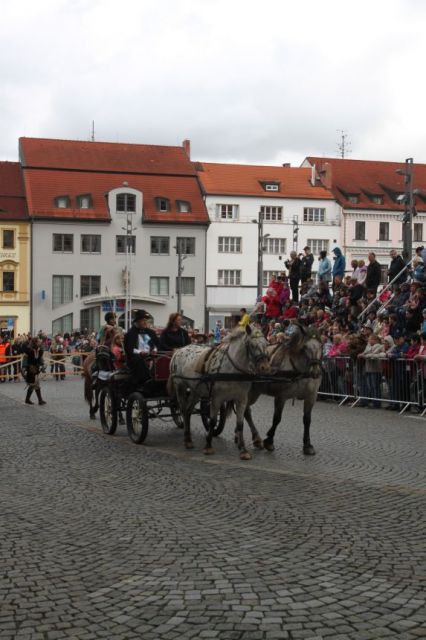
[388, 249, 407, 286]
[124, 310, 160, 386]
[366, 252, 382, 295]
[300, 246, 314, 283]
[284, 251, 301, 302]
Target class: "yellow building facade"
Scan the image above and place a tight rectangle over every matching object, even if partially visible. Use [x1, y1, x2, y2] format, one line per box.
[0, 162, 30, 337]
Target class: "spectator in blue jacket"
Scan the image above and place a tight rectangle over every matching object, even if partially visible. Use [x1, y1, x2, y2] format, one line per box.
[332, 247, 346, 288]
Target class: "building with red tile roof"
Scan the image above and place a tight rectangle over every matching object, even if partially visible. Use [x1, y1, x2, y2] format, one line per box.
[19, 137, 209, 334]
[196, 161, 340, 327]
[303, 156, 426, 272]
[0, 162, 30, 335]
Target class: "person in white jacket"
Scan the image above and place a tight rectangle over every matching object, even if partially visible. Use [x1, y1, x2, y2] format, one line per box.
[357, 335, 385, 407]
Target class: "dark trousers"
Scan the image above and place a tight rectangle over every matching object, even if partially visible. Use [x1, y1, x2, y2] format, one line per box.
[290, 278, 299, 302]
[130, 357, 152, 386]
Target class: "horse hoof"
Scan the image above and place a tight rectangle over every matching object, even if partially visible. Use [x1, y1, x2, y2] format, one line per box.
[304, 445, 315, 456]
[185, 441, 194, 450]
[203, 447, 215, 455]
[240, 451, 252, 461]
[263, 439, 275, 451]
[253, 438, 264, 449]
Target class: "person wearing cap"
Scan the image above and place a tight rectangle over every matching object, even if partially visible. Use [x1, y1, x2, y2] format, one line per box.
[124, 310, 160, 386]
[300, 246, 314, 284]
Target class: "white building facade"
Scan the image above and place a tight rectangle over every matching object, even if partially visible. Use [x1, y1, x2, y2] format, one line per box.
[198, 163, 341, 328]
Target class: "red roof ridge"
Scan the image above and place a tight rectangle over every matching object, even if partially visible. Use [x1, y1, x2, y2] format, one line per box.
[19, 136, 186, 152]
[307, 156, 426, 167]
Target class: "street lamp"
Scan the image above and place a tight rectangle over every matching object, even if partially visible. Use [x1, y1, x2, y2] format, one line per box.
[252, 211, 270, 299]
[174, 240, 187, 315]
[396, 158, 416, 261]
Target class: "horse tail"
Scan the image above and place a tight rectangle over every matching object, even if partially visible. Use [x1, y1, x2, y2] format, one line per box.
[167, 374, 175, 398]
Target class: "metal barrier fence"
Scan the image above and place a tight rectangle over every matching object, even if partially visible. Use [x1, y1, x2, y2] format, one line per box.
[1, 352, 426, 417]
[319, 356, 426, 415]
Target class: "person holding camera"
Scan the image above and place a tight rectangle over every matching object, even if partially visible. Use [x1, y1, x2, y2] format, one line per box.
[284, 251, 301, 302]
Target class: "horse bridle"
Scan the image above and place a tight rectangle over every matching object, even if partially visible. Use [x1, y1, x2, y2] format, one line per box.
[272, 340, 322, 379]
[218, 334, 268, 375]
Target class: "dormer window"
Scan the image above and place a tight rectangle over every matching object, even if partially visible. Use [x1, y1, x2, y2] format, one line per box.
[347, 194, 359, 204]
[54, 196, 71, 209]
[259, 181, 280, 192]
[116, 193, 136, 213]
[77, 194, 93, 209]
[371, 195, 384, 205]
[177, 200, 191, 213]
[156, 197, 170, 212]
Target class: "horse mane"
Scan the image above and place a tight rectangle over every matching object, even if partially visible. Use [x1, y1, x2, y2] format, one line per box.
[224, 325, 263, 343]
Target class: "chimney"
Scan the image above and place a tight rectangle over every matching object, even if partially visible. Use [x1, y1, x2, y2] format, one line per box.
[182, 139, 191, 159]
[319, 162, 332, 190]
[310, 163, 316, 187]
[282, 162, 291, 168]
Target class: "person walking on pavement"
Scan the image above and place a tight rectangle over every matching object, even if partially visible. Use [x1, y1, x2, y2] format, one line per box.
[22, 336, 46, 405]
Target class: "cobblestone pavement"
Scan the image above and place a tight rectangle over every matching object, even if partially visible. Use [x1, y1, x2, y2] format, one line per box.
[0, 378, 425, 640]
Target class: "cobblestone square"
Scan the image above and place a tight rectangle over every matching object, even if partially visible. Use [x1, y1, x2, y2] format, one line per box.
[0, 378, 425, 639]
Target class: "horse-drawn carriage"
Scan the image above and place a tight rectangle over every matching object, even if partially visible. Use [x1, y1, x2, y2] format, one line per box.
[94, 351, 226, 444]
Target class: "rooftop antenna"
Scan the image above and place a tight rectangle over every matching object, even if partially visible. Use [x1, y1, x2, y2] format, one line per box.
[337, 129, 351, 159]
[91, 120, 95, 142]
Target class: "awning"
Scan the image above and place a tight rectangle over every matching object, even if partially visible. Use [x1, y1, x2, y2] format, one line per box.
[82, 293, 167, 306]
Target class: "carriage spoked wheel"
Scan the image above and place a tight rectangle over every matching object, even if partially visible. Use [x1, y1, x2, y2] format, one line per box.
[126, 392, 149, 444]
[170, 400, 184, 429]
[99, 387, 118, 435]
[200, 400, 227, 437]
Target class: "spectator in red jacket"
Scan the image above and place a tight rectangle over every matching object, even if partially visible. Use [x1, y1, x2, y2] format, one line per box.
[262, 288, 281, 321]
[280, 300, 299, 320]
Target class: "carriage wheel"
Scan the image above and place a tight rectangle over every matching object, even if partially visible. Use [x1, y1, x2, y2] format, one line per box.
[170, 400, 184, 429]
[99, 387, 118, 435]
[200, 401, 227, 437]
[126, 392, 149, 444]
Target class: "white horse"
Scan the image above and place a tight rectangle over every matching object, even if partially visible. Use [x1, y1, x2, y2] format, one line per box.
[244, 324, 323, 454]
[168, 325, 270, 460]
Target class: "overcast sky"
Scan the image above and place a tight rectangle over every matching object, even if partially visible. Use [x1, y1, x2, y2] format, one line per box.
[1, 0, 426, 165]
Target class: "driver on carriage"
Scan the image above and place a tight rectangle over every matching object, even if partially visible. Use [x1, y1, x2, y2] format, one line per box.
[124, 309, 160, 386]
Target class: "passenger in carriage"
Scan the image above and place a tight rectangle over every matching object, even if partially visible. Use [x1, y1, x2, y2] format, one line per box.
[124, 310, 160, 385]
[97, 312, 117, 345]
[111, 332, 125, 370]
[159, 313, 191, 351]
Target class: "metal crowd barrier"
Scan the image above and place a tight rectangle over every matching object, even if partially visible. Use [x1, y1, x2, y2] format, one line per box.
[0, 352, 90, 381]
[319, 356, 426, 415]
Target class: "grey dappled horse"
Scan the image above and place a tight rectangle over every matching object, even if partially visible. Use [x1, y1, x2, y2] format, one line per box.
[244, 324, 323, 455]
[168, 325, 270, 460]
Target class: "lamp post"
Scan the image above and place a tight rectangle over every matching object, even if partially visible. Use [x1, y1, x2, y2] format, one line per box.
[252, 211, 270, 299]
[396, 158, 415, 262]
[175, 240, 187, 315]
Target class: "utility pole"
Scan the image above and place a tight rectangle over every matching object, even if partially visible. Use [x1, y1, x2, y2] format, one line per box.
[257, 212, 263, 299]
[122, 197, 136, 331]
[176, 239, 187, 315]
[337, 130, 351, 159]
[396, 158, 415, 262]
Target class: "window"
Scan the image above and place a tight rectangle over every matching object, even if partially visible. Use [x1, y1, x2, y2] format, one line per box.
[371, 195, 384, 205]
[2, 229, 14, 249]
[176, 237, 195, 255]
[307, 239, 329, 254]
[80, 307, 100, 332]
[150, 236, 170, 255]
[52, 313, 73, 335]
[218, 237, 242, 253]
[77, 194, 92, 209]
[177, 200, 191, 213]
[265, 184, 279, 191]
[116, 235, 136, 254]
[263, 271, 279, 287]
[216, 204, 239, 220]
[54, 196, 71, 208]
[81, 235, 101, 253]
[2, 271, 14, 292]
[116, 193, 136, 212]
[150, 277, 169, 296]
[354, 221, 366, 241]
[53, 234, 73, 253]
[52, 276, 73, 308]
[218, 269, 241, 286]
[379, 222, 389, 241]
[260, 206, 283, 222]
[80, 275, 101, 298]
[303, 207, 325, 223]
[414, 223, 423, 242]
[264, 238, 286, 254]
[155, 197, 170, 212]
[347, 195, 359, 204]
[176, 277, 195, 295]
